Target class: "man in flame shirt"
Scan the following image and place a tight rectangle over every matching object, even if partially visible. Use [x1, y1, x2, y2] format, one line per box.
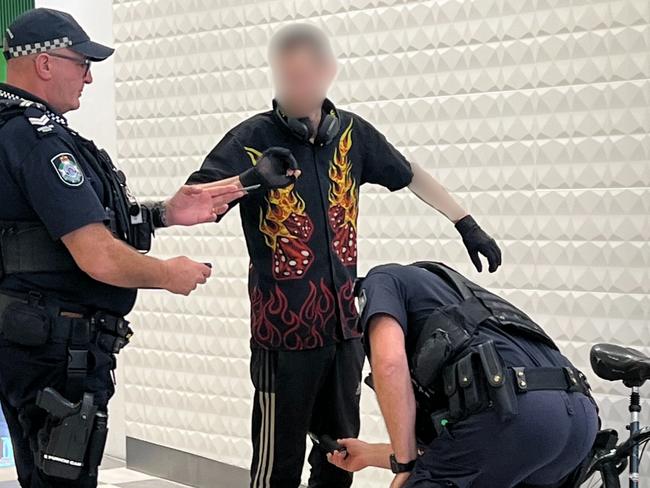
[188, 25, 502, 488]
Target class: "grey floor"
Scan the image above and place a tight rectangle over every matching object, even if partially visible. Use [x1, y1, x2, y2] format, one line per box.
[0, 456, 191, 487]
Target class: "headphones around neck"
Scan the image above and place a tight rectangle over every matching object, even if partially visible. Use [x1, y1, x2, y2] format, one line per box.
[273, 98, 340, 146]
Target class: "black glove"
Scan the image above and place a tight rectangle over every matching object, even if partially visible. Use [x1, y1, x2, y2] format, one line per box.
[239, 147, 299, 190]
[455, 215, 502, 273]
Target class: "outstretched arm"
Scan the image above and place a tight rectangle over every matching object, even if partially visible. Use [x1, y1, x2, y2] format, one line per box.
[62, 223, 211, 295]
[154, 148, 300, 227]
[408, 162, 502, 273]
[151, 182, 245, 227]
[408, 162, 468, 223]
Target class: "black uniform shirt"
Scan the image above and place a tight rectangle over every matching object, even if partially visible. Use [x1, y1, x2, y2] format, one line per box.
[0, 83, 137, 315]
[358, 263, 572, 369]
[188, 102, 414, 350]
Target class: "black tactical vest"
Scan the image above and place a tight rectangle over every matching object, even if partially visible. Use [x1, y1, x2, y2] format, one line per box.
[408, 261, 558, 393]
[0, 99, 153, 279]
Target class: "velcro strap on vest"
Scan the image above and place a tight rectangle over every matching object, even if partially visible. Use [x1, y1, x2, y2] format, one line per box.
[0, 222, 78, 274]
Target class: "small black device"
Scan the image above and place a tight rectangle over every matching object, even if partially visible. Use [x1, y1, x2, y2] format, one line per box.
[308, 432, 347, 457]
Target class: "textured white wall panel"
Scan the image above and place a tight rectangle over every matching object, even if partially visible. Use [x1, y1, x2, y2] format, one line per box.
[113, 0, 649, 485]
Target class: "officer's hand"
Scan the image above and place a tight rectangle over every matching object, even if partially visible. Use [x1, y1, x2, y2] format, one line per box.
[165, 184, 244, 226]
[162, 257, 212, 295]
[390, 472, 411, 488]
[326, 438, 371, 472]
[239, 147, 301, 190]
[455, 215, 502, 273]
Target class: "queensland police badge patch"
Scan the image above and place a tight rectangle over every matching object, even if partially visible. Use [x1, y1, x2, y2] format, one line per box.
[50, 153, 84, 186]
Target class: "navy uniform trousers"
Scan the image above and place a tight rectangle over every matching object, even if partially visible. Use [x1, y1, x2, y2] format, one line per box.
[405, 390, 599, 488]
[0, 335, 115, 488]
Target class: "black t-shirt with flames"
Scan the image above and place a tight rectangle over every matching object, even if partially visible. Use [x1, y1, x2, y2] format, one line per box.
[187, 102, 413, 351]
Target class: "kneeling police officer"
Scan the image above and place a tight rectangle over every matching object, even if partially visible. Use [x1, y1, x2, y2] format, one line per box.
[0, 8, 297, 488]
[328, 262, 599, 488]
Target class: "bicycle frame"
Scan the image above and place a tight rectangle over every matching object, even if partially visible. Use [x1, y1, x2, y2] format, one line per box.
[582, 387, 650, 487]
[628, 386, 641, 487]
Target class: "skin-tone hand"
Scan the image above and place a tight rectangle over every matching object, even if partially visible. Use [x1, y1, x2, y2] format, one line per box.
[164, 184, 245, 226]
[326, 439, 392, 473]
[390, 472, 412, 488]
[61, 223, 211, 295]
[161, 256, 212, 295]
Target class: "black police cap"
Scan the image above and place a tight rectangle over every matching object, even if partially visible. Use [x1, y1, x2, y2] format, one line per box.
[2, 8, 114, 62]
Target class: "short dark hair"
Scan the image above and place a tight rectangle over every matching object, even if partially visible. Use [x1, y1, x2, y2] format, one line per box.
[269, 23, 333, 60]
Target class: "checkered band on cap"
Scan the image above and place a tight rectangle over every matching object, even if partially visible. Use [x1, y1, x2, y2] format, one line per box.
[0, 89, 68, 126]
[6, 36, 72, 58]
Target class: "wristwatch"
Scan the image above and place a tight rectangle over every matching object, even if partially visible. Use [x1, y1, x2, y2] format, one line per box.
[150, 201, 168, 228]
[389, 454, 416, 474]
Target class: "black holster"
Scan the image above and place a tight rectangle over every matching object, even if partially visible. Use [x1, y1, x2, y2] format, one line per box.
[35, 387, 108, 480]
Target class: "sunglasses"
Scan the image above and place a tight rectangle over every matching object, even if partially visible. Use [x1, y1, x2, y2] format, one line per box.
[47, 52, 92, 76]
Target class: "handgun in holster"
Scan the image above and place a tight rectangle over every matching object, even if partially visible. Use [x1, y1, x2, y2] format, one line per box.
[35, 387, 109, 480]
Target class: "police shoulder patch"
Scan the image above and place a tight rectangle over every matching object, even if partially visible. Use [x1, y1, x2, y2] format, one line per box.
[50, 152, 84, 187]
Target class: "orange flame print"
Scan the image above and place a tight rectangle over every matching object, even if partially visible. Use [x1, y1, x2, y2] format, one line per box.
[245, 147, 314, 280]
[327, 120, 359, 266]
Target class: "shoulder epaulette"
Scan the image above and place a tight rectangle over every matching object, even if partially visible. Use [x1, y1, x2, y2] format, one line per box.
[0, 98, 58, 138]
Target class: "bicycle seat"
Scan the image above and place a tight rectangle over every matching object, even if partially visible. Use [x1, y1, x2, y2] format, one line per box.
[591, 343, 650, 386]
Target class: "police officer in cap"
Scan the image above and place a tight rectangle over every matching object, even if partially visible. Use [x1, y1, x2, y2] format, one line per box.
[328, 262, 599, 488]
[0, 8, 297, 488]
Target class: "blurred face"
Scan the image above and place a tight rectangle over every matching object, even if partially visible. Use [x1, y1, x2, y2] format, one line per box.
[38, 48, 93, 113]
[271, 45, 336, 115]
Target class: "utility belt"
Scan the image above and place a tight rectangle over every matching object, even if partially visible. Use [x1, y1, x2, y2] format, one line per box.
[0, 290, 132, 480]
[424, 341, 591, 436]
[0, 291, 132, 356]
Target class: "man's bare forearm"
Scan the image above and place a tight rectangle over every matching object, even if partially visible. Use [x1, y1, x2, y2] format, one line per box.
[370, 317, 419, 464]
[408, 162, 468, 223]
[95, 238, 170, 289]
[373, 358, 418, 463]
[364, 443, 393, 469]
[62, 223, 169, 289]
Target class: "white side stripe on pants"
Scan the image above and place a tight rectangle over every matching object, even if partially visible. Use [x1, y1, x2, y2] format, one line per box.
[253, 351, 276, 488]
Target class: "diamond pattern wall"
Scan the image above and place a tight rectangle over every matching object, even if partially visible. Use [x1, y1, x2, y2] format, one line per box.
[112, 0, 649, 485]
